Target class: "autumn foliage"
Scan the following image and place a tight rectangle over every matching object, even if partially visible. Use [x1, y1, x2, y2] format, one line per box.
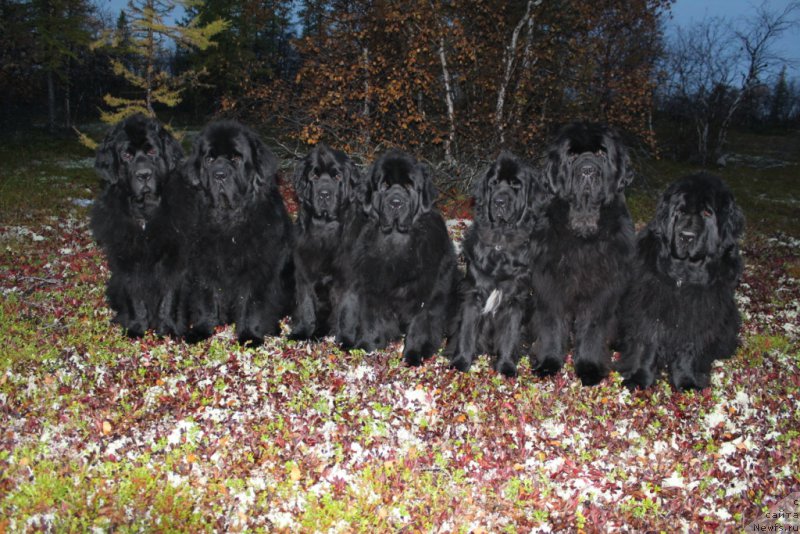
[237, 0, 672, 161]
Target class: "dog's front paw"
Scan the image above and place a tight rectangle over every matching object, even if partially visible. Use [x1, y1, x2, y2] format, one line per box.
[494, 358, 518, 378]
[449, 354, 473, 373]
[532, 354, 562, 377]
[575, 360, 607, 386]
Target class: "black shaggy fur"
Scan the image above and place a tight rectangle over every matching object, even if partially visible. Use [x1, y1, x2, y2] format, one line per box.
[334, 149, 458, 365]
[181, 120, 293, 345]
[290, 143, 361, 340]
[617, 173, 745, 390]
[530, 122, 635, 385]
[447, 152, 550, 377]
[90, 113, 187, 337]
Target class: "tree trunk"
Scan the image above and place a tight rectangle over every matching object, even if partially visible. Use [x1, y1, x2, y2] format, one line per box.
[47, 68, 56, 134]
[495, 0, 540, 144]
[696, 119, 709, 165]
[715, 82, 752, 162]
[437, 34, 456, 165]
[64, 59, 72, 130]
[145, 0, 155, 115]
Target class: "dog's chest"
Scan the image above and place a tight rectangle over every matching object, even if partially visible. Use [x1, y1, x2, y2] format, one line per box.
[471, 227, 529, 279]
[297, 232, 338, 277]
[648, 276, 731, 333]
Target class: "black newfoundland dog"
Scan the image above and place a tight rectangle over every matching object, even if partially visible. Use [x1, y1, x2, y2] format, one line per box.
[290, 143, 361, 340]
[91, 113, 187, 337]
[617, 173, 744, 390]
[530, 122, 635, 385]
[447, 152, 550, 377]
[334, 149, 458, 366]
[181, 120, 293, 345]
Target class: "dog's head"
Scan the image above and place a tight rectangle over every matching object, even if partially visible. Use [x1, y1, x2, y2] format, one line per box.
[185, 120, 277, 211]
[364, 150, 436, 233]
[545, 122, 633, 237]
[655, 173, 744, 264]
[293, 143, 360, 221]
[476, 152, 538, 227]
[94, 113, 183, 214]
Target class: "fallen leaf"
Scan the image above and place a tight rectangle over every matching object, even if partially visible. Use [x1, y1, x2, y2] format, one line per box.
[290, 466, 301, 481]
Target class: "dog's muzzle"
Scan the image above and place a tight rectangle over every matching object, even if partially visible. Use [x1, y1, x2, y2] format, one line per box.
[380, 186, 412, 232]
[672, 214, 707, 261]
[572, 153, 603, 195]
[489, 187, 518, 225]
[566, 152, 606, 237]
[130, 153, 159, 197]
[312, 176, 339, 218]
[207, 161, 239, 208]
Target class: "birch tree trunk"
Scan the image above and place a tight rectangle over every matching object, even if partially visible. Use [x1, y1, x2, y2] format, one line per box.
[437, 34, 456, 165]
[495, 0, 541, 144]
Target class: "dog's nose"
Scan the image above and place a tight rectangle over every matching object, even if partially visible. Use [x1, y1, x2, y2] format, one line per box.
[317, 189, 332, 201]
[493, 197, 507, 208]
[580, 165, 597, 179]
[389, 197, 404, 210]
[679, 230, 696, 242]
[213, 170, 226, 181]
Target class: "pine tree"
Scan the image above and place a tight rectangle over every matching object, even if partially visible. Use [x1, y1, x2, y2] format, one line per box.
[32, 0, 94, 132]
[94, 0, 228, 123]
[180, 0, 294, 106]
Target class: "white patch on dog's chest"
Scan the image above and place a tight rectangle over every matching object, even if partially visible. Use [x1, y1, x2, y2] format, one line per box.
[482, 289, 503, 315]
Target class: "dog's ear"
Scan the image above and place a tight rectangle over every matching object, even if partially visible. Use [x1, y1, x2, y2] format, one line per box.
[94, 123, 122, 184]
[543, 141, 569, 195]
[474, 162, 494, 222]
[342, 156, 362, 204]
[527, 165, 552, 216]
[362, 160, 382, 217]
[417, 162, 437, 212]
[617, 157, 635, 192]
[184, 134, 205, 188]
[720, 196, 745, 245]
[158, 124, 184, 173]
[654, 185, 678, 241]
[292, 155, 312, 202]
[607, 132, 634, 192]
[247, 129, 278, 192]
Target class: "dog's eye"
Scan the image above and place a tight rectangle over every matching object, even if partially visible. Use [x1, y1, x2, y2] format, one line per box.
[205, 156, 215, 165]
[510, 181, 522, 190]
[309, 170, 318, 180]
[121, 150, 133, 162]
[231, 155, 242, 164]
[147, 147, 157, 156]
[334, 172, 343, 181]
[702, 208, 713, 218]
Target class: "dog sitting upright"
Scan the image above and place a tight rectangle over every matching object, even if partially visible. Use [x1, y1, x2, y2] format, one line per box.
[91, 113, 187, 337]
[180, 120, 294, 345]
[290, 144, 362, 340]
[333, 150, 458, 365]
[447, 152, 550, 377]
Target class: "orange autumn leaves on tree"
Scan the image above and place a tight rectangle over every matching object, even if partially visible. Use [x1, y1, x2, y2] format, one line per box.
[245, 0, 672, 162]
